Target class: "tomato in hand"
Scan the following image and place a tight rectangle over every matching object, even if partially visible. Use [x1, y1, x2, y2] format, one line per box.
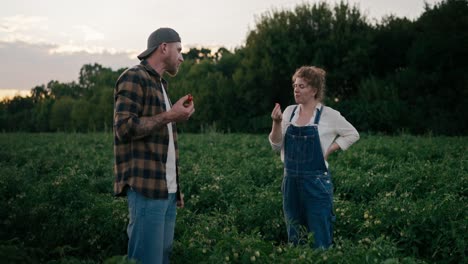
[184, 94, 193, 107]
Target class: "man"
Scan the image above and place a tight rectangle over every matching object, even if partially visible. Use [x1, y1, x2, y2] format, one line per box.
[113, 27, 194, 264]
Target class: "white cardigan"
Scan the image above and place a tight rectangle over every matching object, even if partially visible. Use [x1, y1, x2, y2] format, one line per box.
[269, 103, 360, 164]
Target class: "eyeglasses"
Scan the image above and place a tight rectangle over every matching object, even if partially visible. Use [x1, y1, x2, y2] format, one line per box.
[292, 83, 309, 89]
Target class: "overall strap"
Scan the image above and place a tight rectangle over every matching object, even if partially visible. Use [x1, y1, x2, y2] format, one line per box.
[289, 105, 298, 122]
[313, 106, 324, 125]
[289, 105, 324, 124]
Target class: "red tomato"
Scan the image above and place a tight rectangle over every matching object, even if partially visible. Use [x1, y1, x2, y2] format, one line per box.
[184, 94, 193, 106]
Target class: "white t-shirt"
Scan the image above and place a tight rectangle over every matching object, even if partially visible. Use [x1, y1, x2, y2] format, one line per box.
[269, 103, 360, 166]
[161, 84, 177, 193]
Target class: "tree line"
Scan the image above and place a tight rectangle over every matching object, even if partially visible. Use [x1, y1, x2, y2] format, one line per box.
[1, 0, 467, 135]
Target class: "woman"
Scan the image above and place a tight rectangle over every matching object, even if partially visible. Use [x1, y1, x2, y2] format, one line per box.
[269, 66, 359, 248]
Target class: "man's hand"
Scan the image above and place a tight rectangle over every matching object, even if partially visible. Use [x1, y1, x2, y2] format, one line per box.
[177, 193, 185, 208]
[183, 94, 193, 107]
[169, 94, 195, 122]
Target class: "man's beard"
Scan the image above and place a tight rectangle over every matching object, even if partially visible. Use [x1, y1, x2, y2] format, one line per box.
[166, 66, 178, 76]
[165, 57, 179, 76]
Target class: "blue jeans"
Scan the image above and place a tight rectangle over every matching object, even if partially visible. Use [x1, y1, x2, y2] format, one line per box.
[127, 189, 177, 264]
[282, 171, 335, 248]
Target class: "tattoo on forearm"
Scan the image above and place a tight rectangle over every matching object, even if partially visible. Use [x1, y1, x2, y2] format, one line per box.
[134, 115, 167, 137]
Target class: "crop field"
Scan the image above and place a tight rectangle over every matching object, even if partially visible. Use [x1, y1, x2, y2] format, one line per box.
[0, 133, 466, 263]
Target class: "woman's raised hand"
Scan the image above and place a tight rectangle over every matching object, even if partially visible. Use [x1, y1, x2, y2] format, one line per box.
[271, 103, 282, 123]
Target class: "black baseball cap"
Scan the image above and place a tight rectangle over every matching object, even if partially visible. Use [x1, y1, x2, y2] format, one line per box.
[137, 27, 181, 60]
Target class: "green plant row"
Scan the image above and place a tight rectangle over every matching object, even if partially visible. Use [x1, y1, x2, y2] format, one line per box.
[0, 133, 466, 263]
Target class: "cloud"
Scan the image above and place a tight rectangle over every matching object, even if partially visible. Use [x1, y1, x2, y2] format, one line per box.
[0, 15, 51, 46]
[0, 15, 48, 33]
[0, 15, 139, 95]
[74, 25, 105, 42]
[48, 43, 135, 56]
[0, 40, 137, 92]
[0, 15, 126, 55]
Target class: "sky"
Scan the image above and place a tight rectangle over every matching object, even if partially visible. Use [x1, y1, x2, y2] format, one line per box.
[0, 0, 442, 99]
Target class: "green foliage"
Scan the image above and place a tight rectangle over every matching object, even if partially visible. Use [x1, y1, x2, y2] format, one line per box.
[0, 0, 467, 134]
[0, 96, 35, 131]
[49, 97, 74, 131]
[71, 100, 93, 131]
[0, 133, 466, 263]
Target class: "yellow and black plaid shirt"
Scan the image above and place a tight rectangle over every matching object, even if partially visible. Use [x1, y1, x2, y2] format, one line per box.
[113, 60, 180, 200]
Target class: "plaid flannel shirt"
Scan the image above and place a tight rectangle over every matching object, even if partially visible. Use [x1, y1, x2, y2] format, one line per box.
[113, 60, 180, 200]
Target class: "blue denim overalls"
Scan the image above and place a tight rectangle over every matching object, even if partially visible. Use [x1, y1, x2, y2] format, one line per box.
[282, 105, 335, 248]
